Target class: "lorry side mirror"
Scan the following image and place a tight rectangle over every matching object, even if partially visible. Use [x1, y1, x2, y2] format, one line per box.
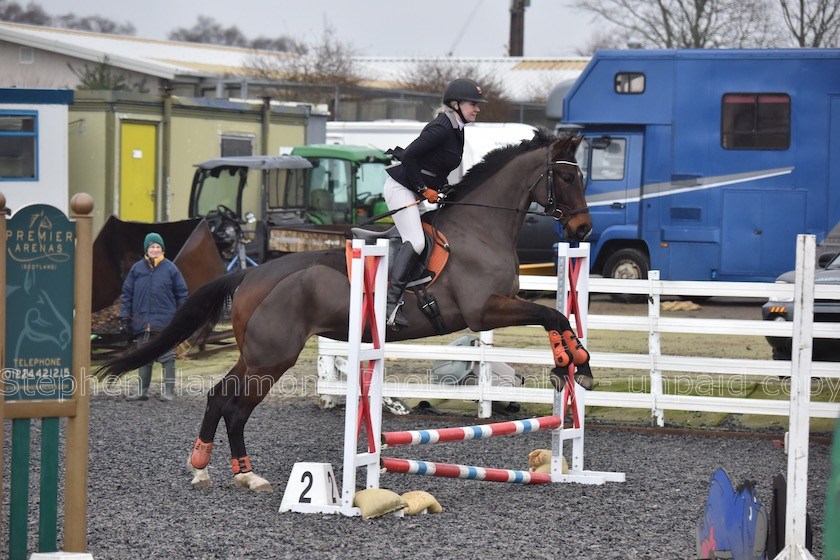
[591, 137, 612, 150]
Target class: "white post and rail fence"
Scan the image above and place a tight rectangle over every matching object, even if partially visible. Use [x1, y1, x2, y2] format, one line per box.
[317, 239, 840, 425]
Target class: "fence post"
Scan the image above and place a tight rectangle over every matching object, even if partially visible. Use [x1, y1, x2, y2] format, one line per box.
[647, 270, 664, 427]
[65, 194, 94, 552]
[779, 234, 816, 558]
[317, 355, 339, 409]
[477, 331, 494, 418]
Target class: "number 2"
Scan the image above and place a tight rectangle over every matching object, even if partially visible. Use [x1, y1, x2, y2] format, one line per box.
[298, 471, 314, 503]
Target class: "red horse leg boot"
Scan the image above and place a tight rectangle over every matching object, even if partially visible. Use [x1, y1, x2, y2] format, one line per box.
[562, 330, 590, 365]
[231, 456, 252, 475]
[191, 438, 214, 469]
[548, 329, 572, 367]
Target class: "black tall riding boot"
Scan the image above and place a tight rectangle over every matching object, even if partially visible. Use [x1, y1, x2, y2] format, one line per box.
[386, 241, 419, 329]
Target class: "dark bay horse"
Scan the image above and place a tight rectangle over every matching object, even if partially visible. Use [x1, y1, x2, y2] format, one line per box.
[98, 129, 593, 492]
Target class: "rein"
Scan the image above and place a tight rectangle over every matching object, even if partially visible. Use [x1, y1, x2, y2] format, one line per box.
[443, 142, 589, 224]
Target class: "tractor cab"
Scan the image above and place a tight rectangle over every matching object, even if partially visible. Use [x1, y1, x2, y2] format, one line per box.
[189, 146, 392, 263]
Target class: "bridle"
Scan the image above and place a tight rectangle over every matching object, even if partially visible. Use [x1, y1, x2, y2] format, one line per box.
[528, 141, 590, 226]
[417, 139, 591, 225]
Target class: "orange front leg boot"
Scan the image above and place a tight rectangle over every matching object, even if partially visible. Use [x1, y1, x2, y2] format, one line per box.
[548, 329, 572, 367]
[231, 456, 252, 475]
[562, 330, 590, 365]
[190, 438, 214, 469]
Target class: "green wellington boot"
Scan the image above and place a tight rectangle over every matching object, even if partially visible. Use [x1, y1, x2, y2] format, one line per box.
[126, 364, 152, 401]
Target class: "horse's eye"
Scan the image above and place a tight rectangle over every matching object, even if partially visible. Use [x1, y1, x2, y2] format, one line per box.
[560, 173, 575, 183]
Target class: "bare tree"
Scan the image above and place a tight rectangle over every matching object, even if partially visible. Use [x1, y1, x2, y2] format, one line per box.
[0, 0, 51, 25]
[250, 36, 304, 52]
[69, 56, 148, 92]
[779, 0, 840, 46]
[247, 24, 361, 104]
[574, 28, 630, 55]
[575, 0, 782, 48]
[168, 16, 249, 46]
[0, 0, 135, 34]
[53, 14, 135, 35]
[398, 60, 512, 122]
[168, 15, 302, 51]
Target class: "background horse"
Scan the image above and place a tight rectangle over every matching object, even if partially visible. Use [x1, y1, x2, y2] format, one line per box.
[99, 129, 593, 492]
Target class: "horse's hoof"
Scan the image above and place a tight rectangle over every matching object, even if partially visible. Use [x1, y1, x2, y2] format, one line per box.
[191, 471, 212, 488]
[233, 472, 273, 492]
[574, 362, 595, 390]
[188, 457, 212, 488]
[574, 374, 594, 391]
[549, 370, 566, 392]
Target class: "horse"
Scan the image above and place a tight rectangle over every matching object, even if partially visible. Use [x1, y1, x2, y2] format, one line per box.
[98, 129, 594, 492]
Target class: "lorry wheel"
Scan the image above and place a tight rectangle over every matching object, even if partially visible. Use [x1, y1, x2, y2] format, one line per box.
[603, 248, 649, 303]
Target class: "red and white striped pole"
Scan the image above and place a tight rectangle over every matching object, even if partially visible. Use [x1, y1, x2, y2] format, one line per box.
[382, 457, 552, 484]
[383, 416, 562, 447]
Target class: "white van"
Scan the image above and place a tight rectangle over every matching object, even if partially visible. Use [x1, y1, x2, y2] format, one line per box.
[326, 120, 559, 264]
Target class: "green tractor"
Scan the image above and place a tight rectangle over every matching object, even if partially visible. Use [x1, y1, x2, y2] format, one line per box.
[189, 144, 392, 266]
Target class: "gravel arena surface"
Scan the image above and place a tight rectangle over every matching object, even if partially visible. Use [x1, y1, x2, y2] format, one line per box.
[1, 392, 833, 560]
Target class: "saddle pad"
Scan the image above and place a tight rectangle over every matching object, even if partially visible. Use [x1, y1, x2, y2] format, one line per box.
[344, 223, 450, 290]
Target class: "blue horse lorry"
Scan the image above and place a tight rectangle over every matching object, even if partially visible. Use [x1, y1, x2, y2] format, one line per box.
[554, 49, 840, 283]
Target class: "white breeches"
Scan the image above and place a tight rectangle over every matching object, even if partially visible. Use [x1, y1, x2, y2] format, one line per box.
[384, 176, 424, 255]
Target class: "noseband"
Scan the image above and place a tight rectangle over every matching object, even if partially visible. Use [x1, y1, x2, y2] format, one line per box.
[528, 142, 590, 226]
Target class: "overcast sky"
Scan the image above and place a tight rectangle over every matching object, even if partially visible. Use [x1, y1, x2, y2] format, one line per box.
[30, 0, 597, 57]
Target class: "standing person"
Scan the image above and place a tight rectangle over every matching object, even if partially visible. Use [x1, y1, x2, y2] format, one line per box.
[383, 77, 486, 329]
[120, 232, 188, 402]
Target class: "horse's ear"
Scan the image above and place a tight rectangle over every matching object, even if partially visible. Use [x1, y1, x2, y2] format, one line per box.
[552, 135, 581, 159]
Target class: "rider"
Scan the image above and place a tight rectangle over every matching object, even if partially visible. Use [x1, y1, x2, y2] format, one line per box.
[384, 77, 486, 328]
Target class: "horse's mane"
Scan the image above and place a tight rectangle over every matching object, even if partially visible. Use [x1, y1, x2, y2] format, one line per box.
[454, 127, 565, 199]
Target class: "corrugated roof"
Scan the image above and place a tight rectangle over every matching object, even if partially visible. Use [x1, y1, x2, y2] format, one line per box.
[354, 57, 588, 102]
[0, 22, 587, 102]
[0, 21, 290, 78]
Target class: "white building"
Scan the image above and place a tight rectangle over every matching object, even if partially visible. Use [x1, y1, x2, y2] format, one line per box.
[0, 88, 73, 214]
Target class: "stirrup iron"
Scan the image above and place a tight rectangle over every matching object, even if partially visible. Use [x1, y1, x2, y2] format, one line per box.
[387, 299, 406, 326]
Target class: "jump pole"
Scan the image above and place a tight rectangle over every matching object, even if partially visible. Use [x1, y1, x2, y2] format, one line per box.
[279, 238, 389, 516]
[379, 243, 624, 485]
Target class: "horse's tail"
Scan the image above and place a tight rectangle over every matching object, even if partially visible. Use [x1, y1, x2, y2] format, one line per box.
[96, 269, 249, 379]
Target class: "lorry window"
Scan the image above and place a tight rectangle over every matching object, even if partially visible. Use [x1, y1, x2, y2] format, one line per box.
[614, 72, 645, 93]
[575, 138, 590, 185]
[721, 93, 790, 150]
[591, 138, 626, 180]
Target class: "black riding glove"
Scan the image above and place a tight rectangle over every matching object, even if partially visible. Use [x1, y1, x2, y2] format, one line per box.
[120, 317, 132, 335]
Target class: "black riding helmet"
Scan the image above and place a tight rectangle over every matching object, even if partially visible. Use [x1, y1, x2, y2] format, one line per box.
[443, 78, 487, 105]
[443, 78, 487, 124]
